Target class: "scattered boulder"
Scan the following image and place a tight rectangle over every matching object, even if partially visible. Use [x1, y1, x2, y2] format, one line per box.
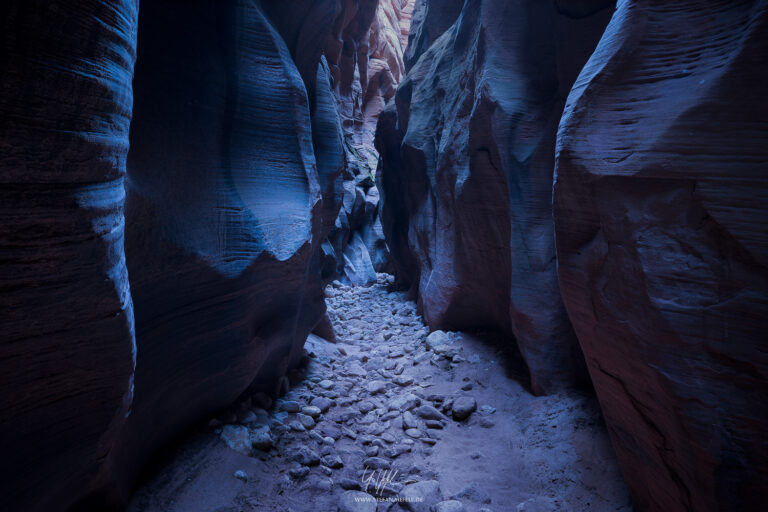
[322, 455, 344, 469]
[390, 393, 421, 412]
[363, 457, 391, 470]
[425, 331, 452, 351]
[366, 380, 387, 394]
[339, 478, 362, 491]
[220, 426, 252, 455]
[451, 397, 477, 421]
[289, 466, 310, 480]
[297, 413, 316, 429]
[290, 446, 321, 466]
[301, 406, 322, 418]
[311, 397, 333, 413]
[403, 480, 442, 512]
[250, 425, 273, 451]
[282, 401, 301, 413]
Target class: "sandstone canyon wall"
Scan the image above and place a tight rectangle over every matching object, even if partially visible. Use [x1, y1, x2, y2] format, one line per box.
[109, 1, 342, 504]
[3, 0, 767, 511]
[0, 0, 416, 508]
[376, 0, 615, 395]
[378, 0, 768, 510]
[554, 1, 768, 510]
[0, 2, 139, 511]
[0, 0, 366, 509]
[403, 0, 464, 71]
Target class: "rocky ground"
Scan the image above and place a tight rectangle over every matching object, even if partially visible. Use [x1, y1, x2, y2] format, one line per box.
[128, 275, 632, 512]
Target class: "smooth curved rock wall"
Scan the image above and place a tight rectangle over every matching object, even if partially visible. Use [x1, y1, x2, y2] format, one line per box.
[377, 0, 613, 394]
[1, 0, 349, 509]
[109, 0, 332, 502]
[554, 1, 768, 510]
[0, 2, 139, 511]
[403, 0, 463, 71]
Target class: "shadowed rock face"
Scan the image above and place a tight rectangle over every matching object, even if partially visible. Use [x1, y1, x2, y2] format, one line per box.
[376, 103, 418, 288]
[111, 0, 332, 503]
[403, 0, 463, 71]
[376, 0, 613, 394]
[261, 0, 340, 89]
[554, 1, 768, 510]
[0, 2, 139, 511]
[2, 0, 348, 509]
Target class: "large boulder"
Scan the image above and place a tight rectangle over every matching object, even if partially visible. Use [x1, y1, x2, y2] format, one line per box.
[553, 1, 768, 510]
[0, 2, 139, 511]
[376, 0, 613, 394]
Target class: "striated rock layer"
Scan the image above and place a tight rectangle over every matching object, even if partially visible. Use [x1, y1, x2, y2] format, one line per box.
[376, 0, 614, 394]
[109, 0, 341, 504]
[1, 0, 347, 509]
[554, 1, 768, 510]
[326, 0, 414, 170]
[0, 2, 139, 511]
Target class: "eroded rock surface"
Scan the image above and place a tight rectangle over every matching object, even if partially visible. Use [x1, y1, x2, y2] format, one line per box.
[0, 3, 139, 511]
[376, 0, 614, 394]
[1, 1, 350, 509]
[320, 0, 415, 285]
[403, 0, 463, 70]
[554, 2, 768, 510]
[113, 0, 334, 502]
[326, 0, 414, 169]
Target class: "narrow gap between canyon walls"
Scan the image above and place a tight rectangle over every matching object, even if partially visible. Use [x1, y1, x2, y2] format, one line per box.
[121, 2, 631, 511]
[2, 1, 766, 512]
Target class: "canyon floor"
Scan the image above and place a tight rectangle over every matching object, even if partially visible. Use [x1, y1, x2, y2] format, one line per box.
[128, 275, 632, 512]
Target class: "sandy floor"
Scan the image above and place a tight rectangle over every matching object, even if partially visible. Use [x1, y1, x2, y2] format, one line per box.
[128, 275, 632, 512]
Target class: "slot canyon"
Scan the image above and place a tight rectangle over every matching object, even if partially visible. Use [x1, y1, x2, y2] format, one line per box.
[1, 0, 766, 511]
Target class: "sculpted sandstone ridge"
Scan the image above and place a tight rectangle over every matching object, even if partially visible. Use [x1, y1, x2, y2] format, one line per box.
[553, 1, 768, 510]
[114, 1, 334, 503]
[378, 0, 768, 510]
[376, 0, 615, 395]
[321, 0, 414, 286]
[0, 3, 139, 510]
[1, 1, 409, 509]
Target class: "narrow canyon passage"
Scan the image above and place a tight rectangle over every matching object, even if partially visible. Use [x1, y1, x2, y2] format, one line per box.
[2, 1, 767, 511]
[128, 275, 631, 512]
